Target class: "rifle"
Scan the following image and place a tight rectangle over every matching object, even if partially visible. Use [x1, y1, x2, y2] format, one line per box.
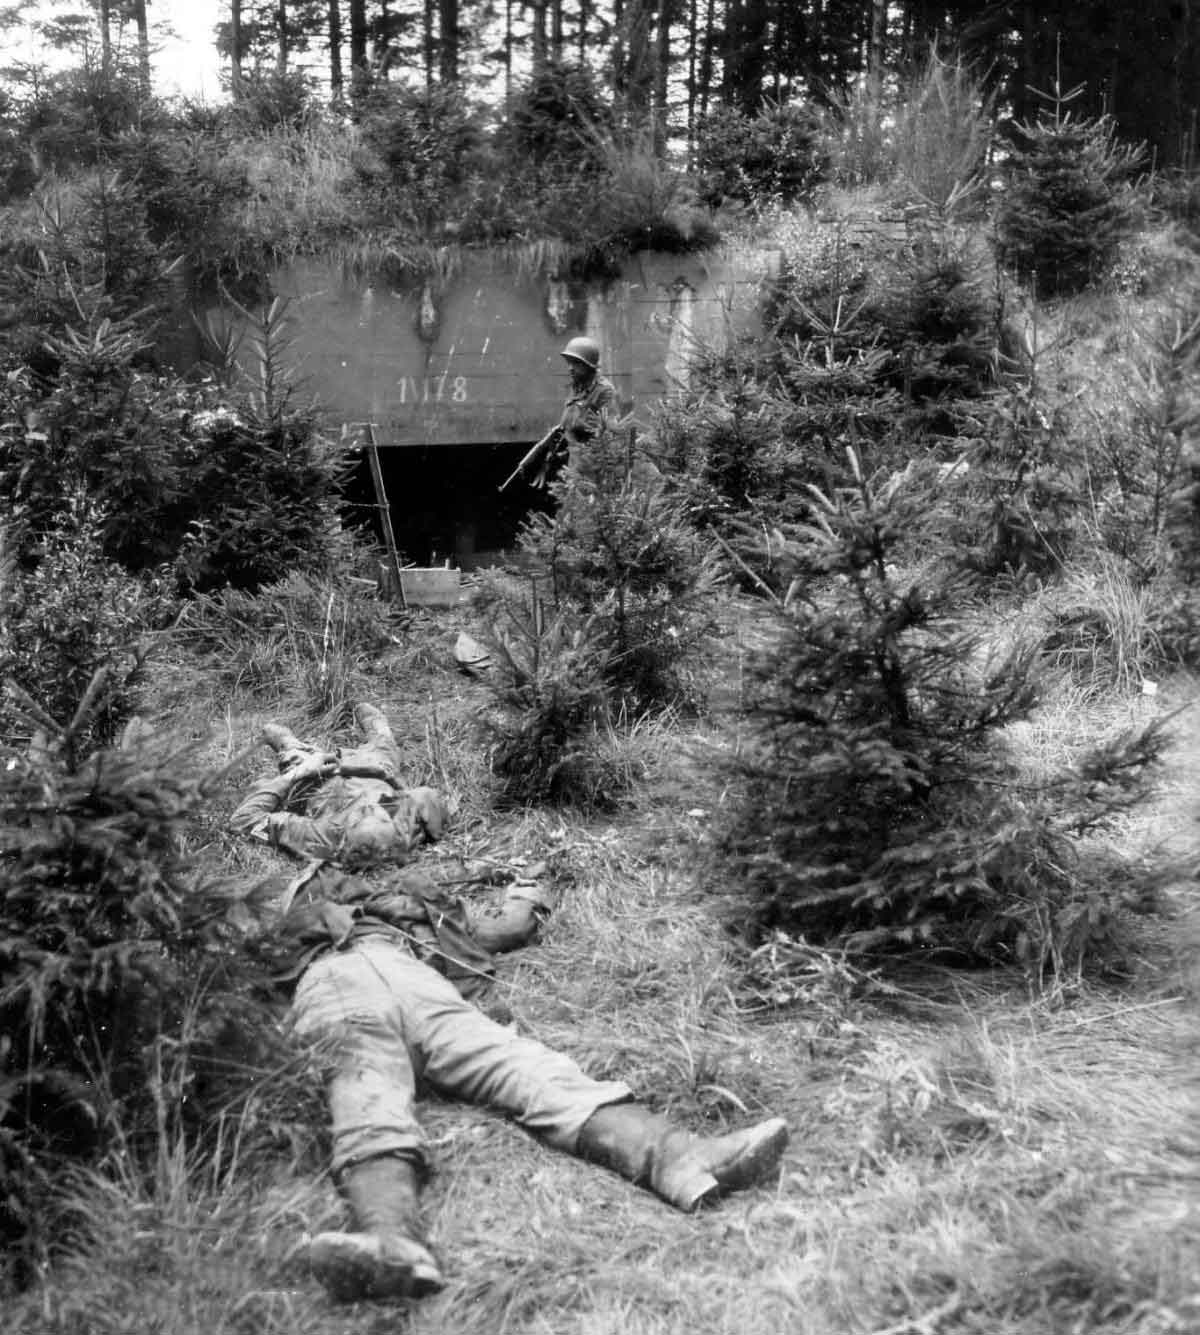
[498, 425, 565, 493]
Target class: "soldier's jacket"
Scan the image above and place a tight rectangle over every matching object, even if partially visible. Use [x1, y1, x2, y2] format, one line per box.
[559, 373, 617, 445]
[230, 764, 446, 864]
[255, 861, 556, 1001]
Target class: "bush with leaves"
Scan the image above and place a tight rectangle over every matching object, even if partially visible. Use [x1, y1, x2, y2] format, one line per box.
[0, 314, 192, 570]
[996, 85, 1145, 299]
[695, 100, 824, 209]
[516, 426, 723, 712]
[0, 172, 175, 372]
[715, 452, 1168, 981]
[478, 596, 622, 809]
[0, 723, 295, 1286]
[1, 291, 352, 594]
[0, 500, 173, 755]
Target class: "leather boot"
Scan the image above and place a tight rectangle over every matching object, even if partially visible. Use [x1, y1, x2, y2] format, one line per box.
[308, 1154, 445, 1302]
[575, 1103, 789, 1212]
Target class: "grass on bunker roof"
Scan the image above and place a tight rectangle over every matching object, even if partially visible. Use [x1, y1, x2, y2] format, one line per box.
[8, 601, 1199, 1335]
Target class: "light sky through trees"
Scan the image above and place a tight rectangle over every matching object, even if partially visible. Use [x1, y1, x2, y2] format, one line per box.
[2, 0, 223, 98]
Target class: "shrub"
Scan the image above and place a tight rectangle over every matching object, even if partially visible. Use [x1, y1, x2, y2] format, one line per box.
[996, 86, 1146, 299]
[0, 727, 266, 1281]
[0, 314, 192, 570]
[478, 597, 621, 810]
[517, 426, 723, 712]
[817, 49, 994, 209]
[506, 62, 613, 168]
[714, 453, 1168, 981]
[1, 295, 352, 594]
[695, 100, 824, 209]
[0, 499, 172, 756]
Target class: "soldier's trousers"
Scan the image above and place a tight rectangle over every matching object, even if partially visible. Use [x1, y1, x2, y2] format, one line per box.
[292, 937, 632, 1176]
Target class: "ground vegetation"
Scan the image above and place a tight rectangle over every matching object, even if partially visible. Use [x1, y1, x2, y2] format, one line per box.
[0, 21, 1196, 1335]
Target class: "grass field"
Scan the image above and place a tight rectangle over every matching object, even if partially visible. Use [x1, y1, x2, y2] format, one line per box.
[6, 593, 1197, 1335]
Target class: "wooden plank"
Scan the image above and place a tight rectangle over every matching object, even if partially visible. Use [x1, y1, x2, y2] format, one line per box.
[365, 423, 407, 607]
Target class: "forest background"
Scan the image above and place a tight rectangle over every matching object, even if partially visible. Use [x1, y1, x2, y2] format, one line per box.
[1, 2, 1199, 1333]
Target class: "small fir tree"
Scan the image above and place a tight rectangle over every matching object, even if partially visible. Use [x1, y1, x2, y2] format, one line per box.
[996, 80, 1145, 299]
[717, 450, 1167, 979]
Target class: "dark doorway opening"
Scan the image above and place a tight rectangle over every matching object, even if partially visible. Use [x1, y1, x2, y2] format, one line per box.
[343, 440, 551, 569]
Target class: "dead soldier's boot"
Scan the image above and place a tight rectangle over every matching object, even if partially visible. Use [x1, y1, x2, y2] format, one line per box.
[575, 1103, 789, 1212]
[308, 1154, 445, 1302]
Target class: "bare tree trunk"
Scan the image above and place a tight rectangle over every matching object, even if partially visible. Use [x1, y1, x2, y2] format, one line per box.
[578, 0, 589, 64]
[230, 0, 243, 91]
[612, 0, 625, 98]
[328, 0, 344, 101]
[504, 0, 513, 113]
[697, 0, 715, 123]
[686, 0, 697, 162]
[275, 0, 287, 72]
[424, 0, 437, 90]
[349, 0, 369, 96]
[134, 0, 150, 95]
[530, 0, 548, 76]
[550, 0, 563, 65]
[654, 0, 671, 154]
[867, 0, 886, 86]
[439, 0, 458, 81]
[99, 0, 112, 79]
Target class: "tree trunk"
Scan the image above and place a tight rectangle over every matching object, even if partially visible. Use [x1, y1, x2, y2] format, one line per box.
[423, 0, 435, 90]
[349, 0, 369, 96]
[550, 0, 563, 63]
[504, 0, 513, 114]
[134, 0, 150, 95]
[867, 0, 886, 86]
[578, 0, 589, 64]
[654, 0, 671, 154]
[686, 0, 697, 161]
[99, 0, 112, 79]
[439, 0, 458, 82]
[530, 0, 548, 76]
[275, 0, 287, 72]
[328, 0, 344, 101]
[230, 0, 243, 90]
[697, 0, 715, 123]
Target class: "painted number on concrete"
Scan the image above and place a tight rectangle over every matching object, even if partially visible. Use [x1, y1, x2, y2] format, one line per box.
[396, 374, 469, 404]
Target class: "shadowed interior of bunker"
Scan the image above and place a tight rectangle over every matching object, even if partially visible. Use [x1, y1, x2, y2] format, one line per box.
[343, 439, 551, 568]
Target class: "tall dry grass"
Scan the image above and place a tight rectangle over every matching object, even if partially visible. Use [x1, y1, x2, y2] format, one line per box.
[6, 590, 1197, 1335]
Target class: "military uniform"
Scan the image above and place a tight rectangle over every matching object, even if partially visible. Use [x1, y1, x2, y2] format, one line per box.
[234, 705, 630, 1180]
[234, 702, 789, 1304]
[559, 372, 617, 446]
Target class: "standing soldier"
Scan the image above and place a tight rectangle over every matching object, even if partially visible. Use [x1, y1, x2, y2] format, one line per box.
[555, 335, 617, 455]
[503, 336, 618, 492]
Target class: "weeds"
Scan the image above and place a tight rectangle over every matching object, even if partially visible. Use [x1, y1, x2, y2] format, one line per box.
[182, 571, 397, 717]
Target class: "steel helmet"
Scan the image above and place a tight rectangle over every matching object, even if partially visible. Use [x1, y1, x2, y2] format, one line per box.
[560, 335, 601, 369]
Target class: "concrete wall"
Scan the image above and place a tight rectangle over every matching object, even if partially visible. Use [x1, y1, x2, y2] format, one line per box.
[255, 246, 778, 449]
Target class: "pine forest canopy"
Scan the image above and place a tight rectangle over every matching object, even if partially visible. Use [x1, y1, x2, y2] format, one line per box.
[222, 0, 1198, 166]
[3, 2, 1195, 169]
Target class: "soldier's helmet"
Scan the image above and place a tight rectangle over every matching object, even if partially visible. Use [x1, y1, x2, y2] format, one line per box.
[560, 335, 601, 370]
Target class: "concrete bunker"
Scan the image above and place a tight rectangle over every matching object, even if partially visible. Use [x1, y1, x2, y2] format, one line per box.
[217, 247, 777, 566]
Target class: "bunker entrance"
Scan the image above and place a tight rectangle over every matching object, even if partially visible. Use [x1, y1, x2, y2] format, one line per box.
[345, 441, 550, 571]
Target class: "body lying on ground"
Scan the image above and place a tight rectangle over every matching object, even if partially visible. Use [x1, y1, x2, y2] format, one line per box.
[232, 702, 789, 1303]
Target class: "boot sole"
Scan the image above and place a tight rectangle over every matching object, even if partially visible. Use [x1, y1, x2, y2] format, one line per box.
[310, 1233, 445, 1302]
